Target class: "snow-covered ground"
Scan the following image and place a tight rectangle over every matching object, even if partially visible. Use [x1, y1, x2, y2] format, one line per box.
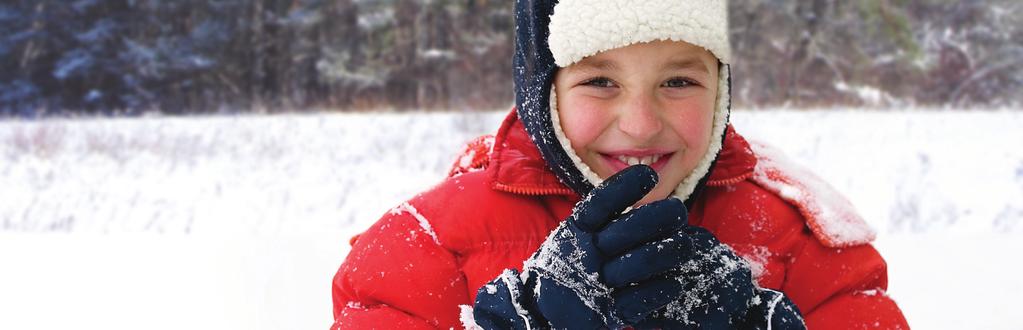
[1, 110, 1021, 329]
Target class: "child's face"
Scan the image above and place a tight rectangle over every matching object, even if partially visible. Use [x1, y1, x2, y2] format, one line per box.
[554, 40, 720, 206]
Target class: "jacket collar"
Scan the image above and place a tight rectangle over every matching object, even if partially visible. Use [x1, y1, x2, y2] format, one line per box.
[487, 110, 756, 197]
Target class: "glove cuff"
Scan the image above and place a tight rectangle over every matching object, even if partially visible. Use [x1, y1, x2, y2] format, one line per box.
[746, 288, 806, 330]
[471, 269, 545, 330]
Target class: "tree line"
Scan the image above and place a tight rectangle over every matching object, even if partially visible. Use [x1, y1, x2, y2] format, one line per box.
[1, 0, 1020, 116]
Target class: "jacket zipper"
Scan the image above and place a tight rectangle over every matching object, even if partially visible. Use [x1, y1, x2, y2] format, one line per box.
[493, 182, 575, 196]
[707, 172, 754, 187]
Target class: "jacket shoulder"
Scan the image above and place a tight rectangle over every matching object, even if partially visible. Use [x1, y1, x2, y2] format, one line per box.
[448, 135, 494, 177]
[410, 169, 557, 251]
[333, 170, 540, 328]
[334, 182, 476, 327]
[746, 140, 876, 248]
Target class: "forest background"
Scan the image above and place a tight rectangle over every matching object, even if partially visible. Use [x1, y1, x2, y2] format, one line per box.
[2, 0, 1021, 116]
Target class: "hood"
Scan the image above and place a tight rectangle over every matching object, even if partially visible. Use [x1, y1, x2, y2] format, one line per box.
[512, 0, 733, 207]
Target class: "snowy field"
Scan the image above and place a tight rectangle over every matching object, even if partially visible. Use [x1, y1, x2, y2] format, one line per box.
[1, 110, 1021, 329]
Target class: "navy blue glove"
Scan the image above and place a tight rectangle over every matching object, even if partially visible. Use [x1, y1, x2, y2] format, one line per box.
[741, 288, 806, 330]
[471, 165, 805, 329]
[473, 165, 692, 329]
[470, 268, 544, 329]
[628, 226, 806, 329]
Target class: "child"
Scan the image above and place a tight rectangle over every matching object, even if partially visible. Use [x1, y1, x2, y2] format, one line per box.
[331, 0, 909, 329]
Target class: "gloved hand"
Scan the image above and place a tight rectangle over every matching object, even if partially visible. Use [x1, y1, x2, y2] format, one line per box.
[470, 164, 806, 329]
[471, 165, 693, 329]
[628, 226, 806, 329]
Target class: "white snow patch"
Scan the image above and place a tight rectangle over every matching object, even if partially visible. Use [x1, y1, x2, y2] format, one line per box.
[498, 270, 534, 330]
[875, 233, 1023, 330]
[1, 110, 1022, 329]
[834, 82, 898, 106]
[732, 110, 1023, 235]
[458, 150, 476, 169]
[857, 288, 884, 297]
[391, 202, 441, 246]
[742, 246, 772, 281]
[458, 305, 483, 330]
[483, 136, 496, 154]
[749, 140, 876, 246]
[764, 289, 786, 330]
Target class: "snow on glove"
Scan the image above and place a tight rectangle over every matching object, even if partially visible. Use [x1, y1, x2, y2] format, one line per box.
[595, 193, 693, 325]
[630, 226, 806, 329]
[471, 165, 678, 329]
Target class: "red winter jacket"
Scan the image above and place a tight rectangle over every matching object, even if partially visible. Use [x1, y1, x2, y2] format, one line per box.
[330, 110, 909, 329]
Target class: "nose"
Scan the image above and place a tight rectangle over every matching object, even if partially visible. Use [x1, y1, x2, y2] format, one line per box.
[616, 92, 663, 141]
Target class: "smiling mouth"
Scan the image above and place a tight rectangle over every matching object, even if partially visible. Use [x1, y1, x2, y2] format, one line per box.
[599, 152, 675, 172]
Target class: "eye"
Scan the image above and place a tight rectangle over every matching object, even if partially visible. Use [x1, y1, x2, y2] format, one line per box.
[580, 77, 617, 88]
[662, 77, 699, 88]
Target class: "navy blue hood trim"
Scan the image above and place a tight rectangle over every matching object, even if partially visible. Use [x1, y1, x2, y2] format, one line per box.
[513, 0, 591, 195]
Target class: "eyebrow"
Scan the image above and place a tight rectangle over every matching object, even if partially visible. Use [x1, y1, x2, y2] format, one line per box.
[662, 58, 710, 74]
[572, 59, 621, 73]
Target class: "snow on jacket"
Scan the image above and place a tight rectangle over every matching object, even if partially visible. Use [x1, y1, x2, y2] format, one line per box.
[330, 110, 909, 329]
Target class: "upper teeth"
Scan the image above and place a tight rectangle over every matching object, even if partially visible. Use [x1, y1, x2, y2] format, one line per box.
[616, 155, 662, 166]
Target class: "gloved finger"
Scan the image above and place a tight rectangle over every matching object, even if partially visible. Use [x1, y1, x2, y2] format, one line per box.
[689, 279, 754, 330]
[572, 165, 658, 232]
[612, 277, 684, 325]
[603, 233, 692, 288]
[683, 225, 724, 251]
[595, 198, 687, 256]
[534, 277, 606, 329]
[710, 272, 755, 315]
[681, 226, 753, 285]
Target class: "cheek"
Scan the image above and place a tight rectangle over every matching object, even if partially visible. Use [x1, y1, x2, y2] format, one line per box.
[673, 111, 714, 150]
[666, 98, 716, 152]
[557, 97, 612, 151]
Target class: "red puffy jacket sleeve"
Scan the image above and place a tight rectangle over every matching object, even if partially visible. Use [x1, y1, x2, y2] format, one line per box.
[703, 185, 910, 328]
[783, 235, 909, 329]
[331, 203, 471, 330]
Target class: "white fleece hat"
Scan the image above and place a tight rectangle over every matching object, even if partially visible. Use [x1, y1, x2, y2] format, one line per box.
[548, 0, 732, 66]
[546, 0, 733, 202]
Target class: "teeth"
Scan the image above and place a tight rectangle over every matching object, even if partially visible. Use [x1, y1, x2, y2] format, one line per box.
[614, 154, 664, 166]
